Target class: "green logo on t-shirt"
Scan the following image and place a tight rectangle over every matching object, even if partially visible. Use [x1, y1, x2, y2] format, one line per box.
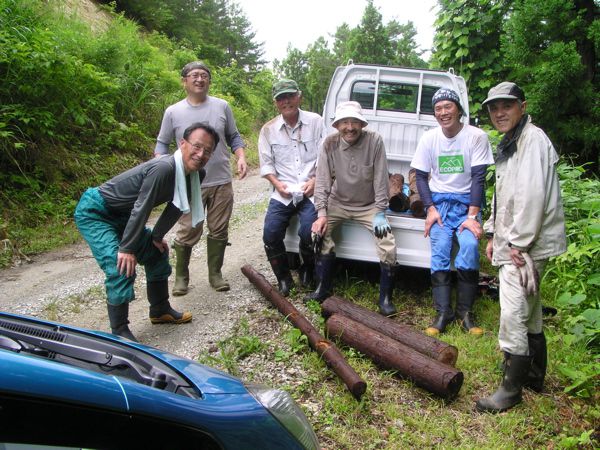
[439, 155, 464, 174]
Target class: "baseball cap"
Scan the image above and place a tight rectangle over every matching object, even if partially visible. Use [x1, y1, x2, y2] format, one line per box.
[181, 61, 211, 79]
[272, 79, 300, 100]
[482, 81, 525, 105]
[332, 101, 368, 127]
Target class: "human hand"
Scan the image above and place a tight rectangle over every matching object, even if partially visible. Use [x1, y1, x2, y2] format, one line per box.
[423, 206, 442, 238]
[311, 217, 328, 236]
[275, 181, 291, 198]
[117, 251, 137, 278]
[153, 239, 169, 254]
[518, 252, 539, 296]
[372, 211, 391, 239]
[302, 178, 315, 198]
[510, 247, 525, 267]
[459, 216, 482, 239]
[237, 156, 248, 180]
[485, 239, 494, 262]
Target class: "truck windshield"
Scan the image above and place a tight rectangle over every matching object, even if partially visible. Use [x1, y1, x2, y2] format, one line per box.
[351, 80, 437, 115]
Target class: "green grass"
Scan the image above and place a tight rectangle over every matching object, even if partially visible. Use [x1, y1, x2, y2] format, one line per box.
[199, 263, 600, 449]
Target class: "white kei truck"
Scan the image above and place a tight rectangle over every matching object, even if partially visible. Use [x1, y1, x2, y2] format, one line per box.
[284, 62, 470, 269]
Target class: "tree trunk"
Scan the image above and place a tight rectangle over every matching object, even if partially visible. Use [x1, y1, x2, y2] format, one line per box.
[241, 264, 367, 400]
[326, 314, 463, 400]
[321, 296, 458, 366]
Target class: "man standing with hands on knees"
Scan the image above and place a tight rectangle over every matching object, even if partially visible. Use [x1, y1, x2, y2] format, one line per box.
[75, 123, 218, 342]
[308, 101, 398, 316]
[259, 79, 325, 296]
[411, 88, 494, 337]
[476, 82, 566, 413]
[155, 61, 247, 296]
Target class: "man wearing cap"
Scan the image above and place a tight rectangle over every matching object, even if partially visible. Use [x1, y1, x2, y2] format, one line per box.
[75, 123, 219, 342]
[308, 101, 398, 316]
[155, 61, 247, 296]
[410, 88, 494, 337]
[476, 82, 566, 413]
[258, 79, 325, 296]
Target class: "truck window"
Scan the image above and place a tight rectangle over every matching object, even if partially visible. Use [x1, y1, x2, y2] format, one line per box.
[350, 81, 438, 115]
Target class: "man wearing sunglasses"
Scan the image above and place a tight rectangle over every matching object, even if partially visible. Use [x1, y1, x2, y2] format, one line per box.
[155, 61, 247, 296]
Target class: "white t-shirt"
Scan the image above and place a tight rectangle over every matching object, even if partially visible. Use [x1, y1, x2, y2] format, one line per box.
[411, 124, 494, 194]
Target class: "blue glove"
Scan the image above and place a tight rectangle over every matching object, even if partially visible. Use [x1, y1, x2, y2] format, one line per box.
[372, 211, 391, 239]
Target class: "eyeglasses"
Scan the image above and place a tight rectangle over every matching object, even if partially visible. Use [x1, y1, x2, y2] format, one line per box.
[185, 139, 213, 155]
[185, 72, 210, 80]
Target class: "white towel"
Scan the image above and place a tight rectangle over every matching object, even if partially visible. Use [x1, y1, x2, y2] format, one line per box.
[173, 148, 204, 227]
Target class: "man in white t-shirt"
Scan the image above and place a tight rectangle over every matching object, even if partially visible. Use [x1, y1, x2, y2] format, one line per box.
[411, 88, 494, 336]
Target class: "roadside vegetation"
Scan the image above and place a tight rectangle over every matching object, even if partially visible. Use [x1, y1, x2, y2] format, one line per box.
[1, 0, 598, 448]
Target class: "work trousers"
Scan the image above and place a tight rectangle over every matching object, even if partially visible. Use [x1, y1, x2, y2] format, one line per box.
[429, 193, 480, 273]
[321, 205, 396, 265]
[175, 182, 234, 246]
[498, 259, 547, 355]
[74, 188, 171, 305]
[263, 198, 317, 249]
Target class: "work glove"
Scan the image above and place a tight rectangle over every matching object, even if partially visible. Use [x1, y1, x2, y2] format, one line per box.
[372, 211, 391, 239]
[518, 252, 539, 296]
[311, 232, 323, 255]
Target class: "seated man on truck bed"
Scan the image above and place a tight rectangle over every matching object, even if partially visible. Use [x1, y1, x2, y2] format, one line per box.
[309, 101, 398, 316]
[411, 88, 494, 336]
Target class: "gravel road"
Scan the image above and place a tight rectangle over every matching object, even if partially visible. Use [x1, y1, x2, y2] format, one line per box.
[0, 170, 277, 359]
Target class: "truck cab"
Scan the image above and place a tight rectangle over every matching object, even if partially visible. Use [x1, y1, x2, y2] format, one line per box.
[285, 63, 469, 268]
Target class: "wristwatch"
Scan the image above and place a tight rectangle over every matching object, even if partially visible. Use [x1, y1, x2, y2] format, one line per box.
[468, 214, 477, 220]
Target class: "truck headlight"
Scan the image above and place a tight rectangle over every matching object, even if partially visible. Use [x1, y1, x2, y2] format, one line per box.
[246, 383, 319, 450]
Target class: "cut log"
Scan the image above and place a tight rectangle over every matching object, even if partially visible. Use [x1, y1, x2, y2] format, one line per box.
[326, 314, 463, 399]
[241, 264, 367, 400]
[322, 296, 458, 366]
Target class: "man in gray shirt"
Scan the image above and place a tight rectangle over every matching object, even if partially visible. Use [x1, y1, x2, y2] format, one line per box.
[155, 61, 247, 295]
[308, 101, 398, 316]
[75, 123, 218, 342]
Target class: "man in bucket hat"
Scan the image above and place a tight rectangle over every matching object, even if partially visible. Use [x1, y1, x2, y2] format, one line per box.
[258, 79, 325, 296]
[476, 82, 566, 413]
[411, 88, 494, 337]
[308, 101, 398, 316]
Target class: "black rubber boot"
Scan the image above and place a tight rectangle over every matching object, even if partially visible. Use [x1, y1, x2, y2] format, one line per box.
[298, 242, 315, 290]
[378, 262, 397, 316]
[526, 332, 547, 392]
[456, 269, 483, 336]
[107, 303, 138, 342]
[304, 253, 335, 303]
[207, 236, 230, 292]
[476, 353, 532, 413]
[265, 244, 294, 296]
[425, 271, 454, 336]
[147, 280, 192, 324]
[172, 243, 192, 296]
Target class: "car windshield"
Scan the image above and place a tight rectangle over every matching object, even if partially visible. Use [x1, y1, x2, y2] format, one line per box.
[0, 315, 200, 399]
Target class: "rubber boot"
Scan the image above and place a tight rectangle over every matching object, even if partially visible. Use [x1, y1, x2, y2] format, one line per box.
[147, 280, 192, 324]
[456, 269, 483, 336]
[408, 168, 425, 218]
[265, 244, 294, 296]
[378, 262, 397, 316]
[107, 303, 138, 342]
[304, 253, 335, 303]
[207, 236, 230, 292]
[172, 243, 192, 296]
[425, 271, 454, 336]
[298, 243, 315, 290]
[476, 353, 532, 413]
[526, 332, 547, 392]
